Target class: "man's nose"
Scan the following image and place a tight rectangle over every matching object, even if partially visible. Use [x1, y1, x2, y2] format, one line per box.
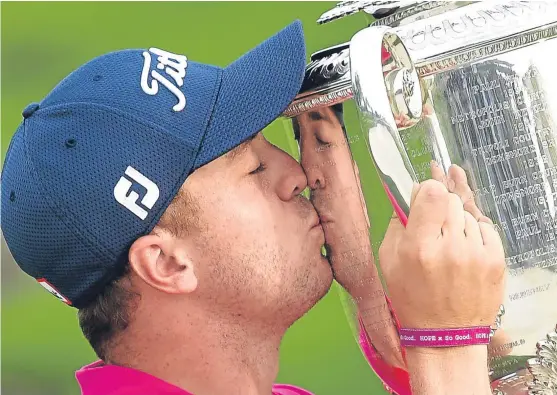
[299, 139, 326, 191]
[306, 164, 326, 190]
[277, 155, 308, 201]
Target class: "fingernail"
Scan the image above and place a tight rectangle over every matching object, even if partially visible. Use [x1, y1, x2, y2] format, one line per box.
[431, 160, 438, 167]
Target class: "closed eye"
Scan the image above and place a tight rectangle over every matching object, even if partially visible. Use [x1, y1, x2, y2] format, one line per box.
[316, 135, 330, 146]
[250, 163, 266, 174]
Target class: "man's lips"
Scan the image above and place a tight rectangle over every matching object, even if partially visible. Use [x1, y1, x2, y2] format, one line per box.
[317, 213, 334, 224]
[309, 214, 322, 229]
[309, 198, 333, 225]
[308, 216, 325, 245]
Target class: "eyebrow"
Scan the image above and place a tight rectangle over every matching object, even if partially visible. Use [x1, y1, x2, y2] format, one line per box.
[309, 109, 334, 124]
[225, 133, 257, 162]
[292, 109, 336, 141]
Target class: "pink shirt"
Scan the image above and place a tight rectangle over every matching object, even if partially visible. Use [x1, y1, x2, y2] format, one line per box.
[76, 360, 315, 395]
[75, 310, 411, 395]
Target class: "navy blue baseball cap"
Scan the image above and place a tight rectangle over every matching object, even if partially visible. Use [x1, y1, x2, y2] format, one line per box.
[1, 21, 307, 308]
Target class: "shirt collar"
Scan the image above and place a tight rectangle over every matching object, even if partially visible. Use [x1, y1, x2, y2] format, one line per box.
[76, 360, 191, 395]
[75, 360, 314, 395]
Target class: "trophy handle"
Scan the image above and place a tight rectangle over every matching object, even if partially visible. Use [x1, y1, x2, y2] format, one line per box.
[349, 26, 424, 226]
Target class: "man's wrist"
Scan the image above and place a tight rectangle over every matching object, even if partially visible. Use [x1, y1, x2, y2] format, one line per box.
[405, 345, 492, 395]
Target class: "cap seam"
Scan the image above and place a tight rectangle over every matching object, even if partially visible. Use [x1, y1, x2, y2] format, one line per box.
[21, 118, 117, 274]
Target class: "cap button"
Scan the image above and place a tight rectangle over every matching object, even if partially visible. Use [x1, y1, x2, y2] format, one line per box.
[22, 102, 40, 119]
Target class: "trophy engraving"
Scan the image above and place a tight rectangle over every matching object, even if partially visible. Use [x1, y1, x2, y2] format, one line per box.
[281, 1, 557, 393]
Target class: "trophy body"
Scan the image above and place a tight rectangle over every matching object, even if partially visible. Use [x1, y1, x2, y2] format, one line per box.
[281, 2, 557, 393]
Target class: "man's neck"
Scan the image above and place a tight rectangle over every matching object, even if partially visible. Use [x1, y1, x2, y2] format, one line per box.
[110, 301, 285, 395]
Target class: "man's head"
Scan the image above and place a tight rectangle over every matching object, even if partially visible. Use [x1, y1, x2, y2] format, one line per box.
[293, 105, 371, 265]
[79, 132, 332, 361]
[2, 21, 332, 362]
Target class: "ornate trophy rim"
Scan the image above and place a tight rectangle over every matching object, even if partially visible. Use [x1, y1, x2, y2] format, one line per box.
[283, 2, 557, 118]
[282, 43, 352, 118]
[316, 0, 468, 26]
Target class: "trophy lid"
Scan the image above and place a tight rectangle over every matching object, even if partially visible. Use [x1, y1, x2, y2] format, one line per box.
[283, 1, 557, 117]
[317, 1, 470, 27]
[316, 1, 557, 66]
[283, 43, 352, 118]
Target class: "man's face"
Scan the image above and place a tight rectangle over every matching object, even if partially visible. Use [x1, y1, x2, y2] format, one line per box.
[295, 107, 371, 264]
[179, 133, 333, 326]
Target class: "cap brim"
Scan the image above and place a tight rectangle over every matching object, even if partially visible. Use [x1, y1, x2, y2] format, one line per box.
[193, 20, 307, 169]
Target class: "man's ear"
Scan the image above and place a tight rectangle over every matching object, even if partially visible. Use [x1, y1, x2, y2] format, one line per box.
[128, 230, 197, 295]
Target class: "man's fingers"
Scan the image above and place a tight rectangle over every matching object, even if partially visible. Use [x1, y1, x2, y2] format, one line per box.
[462, 199, 484, 222]
[406, 179, 449, 237]
[478, 217, 501, 246]
[430, 160, 457, 191]
[431, 162, 483, 220]
[442, 192, 466, 235]
[430, 160, 446, 184]
[447, 164, 468, 185]
[464, 211, 483, 244]
[447, 165, 484, 220]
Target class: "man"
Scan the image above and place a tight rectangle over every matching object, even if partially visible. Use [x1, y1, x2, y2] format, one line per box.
[1, 21, 505, 395]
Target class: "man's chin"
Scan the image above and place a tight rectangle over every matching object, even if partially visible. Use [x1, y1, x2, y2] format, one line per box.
[305, 269, 334, 314]
[309, 253, 334, 294]
[317, 255, 334, 294]
[282, 262, 333, 326]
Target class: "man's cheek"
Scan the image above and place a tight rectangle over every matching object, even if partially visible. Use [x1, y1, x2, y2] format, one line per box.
[261, 177, 272, 195]
[214, 193, 260, 223]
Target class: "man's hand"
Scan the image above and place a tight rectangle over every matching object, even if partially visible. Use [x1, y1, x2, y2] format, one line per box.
[430, 162, 512, 358]
[379, 171, 506, 330]
[378, 163, 507, 394]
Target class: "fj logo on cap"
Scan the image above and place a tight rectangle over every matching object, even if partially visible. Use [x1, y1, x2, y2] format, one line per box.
[114, 166, 160, 220]
[141, 47, 188, 112]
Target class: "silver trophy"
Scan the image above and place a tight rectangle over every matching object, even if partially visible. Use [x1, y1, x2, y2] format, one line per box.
[279, 2, 557, 394]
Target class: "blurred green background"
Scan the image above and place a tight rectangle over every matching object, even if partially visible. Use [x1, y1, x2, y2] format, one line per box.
[1, 2, 389, 395]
